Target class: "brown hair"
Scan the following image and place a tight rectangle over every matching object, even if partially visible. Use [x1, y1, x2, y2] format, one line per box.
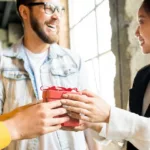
[16, 0, 35, 15]
[140, 0, 150, 15]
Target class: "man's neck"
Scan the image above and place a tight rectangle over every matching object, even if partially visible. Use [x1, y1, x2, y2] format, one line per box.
[23, 35, 50, 54]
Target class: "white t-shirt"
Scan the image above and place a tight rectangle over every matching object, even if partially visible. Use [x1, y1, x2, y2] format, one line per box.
[26, 49, 48, 100]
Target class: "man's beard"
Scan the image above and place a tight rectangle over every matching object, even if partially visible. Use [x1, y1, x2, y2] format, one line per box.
[30, 13, 59, 44]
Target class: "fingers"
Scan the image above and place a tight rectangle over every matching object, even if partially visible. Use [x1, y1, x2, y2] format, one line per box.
[50, 107, 67, 117]
[68, 112, 91, 122]
[62, 94, 91, 103]
[82, 89, 99, 98]
[67, 112, 80, 119]
[48, 116, 70, 126]
[61, 99, 90, 110]
[38, 116, 70, 134]
[66, 106, 90, 115]
[39, 117, 70, 134]
[48, 100, 62, 109]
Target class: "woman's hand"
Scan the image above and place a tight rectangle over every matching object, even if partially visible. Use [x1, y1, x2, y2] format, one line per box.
[61, 90, 111, 123]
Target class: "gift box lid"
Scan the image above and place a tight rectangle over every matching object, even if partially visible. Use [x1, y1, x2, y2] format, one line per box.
[41, 86, 80, 99]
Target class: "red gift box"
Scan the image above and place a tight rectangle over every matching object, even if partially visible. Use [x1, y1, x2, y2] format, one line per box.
[41, 86, 80, 127]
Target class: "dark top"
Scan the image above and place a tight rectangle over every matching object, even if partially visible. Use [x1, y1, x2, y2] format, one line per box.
[127, 65, 150, 150]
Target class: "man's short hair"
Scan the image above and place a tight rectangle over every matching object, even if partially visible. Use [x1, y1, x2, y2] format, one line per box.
[16, 0, 34, 13]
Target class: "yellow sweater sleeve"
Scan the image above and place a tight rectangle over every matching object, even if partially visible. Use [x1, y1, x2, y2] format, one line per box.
[0, 122, 11, 149]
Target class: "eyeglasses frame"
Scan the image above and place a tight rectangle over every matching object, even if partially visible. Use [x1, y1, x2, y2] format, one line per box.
[25, 2, 65, 16]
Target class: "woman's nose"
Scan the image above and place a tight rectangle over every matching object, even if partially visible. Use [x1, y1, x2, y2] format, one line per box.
[135, 26, 140, 37]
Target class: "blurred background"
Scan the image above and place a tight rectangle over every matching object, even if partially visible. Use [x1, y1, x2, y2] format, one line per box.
[0, 0, 148, 149]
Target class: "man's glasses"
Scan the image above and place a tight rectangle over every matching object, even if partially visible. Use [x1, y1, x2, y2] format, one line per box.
[26, 2, 65, 17]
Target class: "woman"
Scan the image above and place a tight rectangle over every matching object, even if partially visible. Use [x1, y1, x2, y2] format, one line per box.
[61, 0, 150, 149]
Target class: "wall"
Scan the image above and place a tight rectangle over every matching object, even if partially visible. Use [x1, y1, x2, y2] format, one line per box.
[110, 0, 131, 109]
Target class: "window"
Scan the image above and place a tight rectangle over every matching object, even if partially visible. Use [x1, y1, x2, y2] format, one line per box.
[68, 0, 116, 105]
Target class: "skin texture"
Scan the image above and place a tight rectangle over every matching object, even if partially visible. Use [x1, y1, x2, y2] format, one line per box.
[61, 90, 110, 133]
[2, 101, 69, 140]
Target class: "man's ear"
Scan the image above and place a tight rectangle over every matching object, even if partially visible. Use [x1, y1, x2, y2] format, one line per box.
[19, 5, 29, 20]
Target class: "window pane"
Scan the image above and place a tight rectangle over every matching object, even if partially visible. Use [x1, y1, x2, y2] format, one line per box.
[70, 11, 98, 61]
[98, 52, 116, 106]
[96, 0, 112, 54]
[68, 0, 95, 27]
[96, 0, 105, 5]
[85, 60, 98, 93]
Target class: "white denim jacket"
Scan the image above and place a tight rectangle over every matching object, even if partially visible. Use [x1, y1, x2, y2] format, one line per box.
[0, 39, 91, 150]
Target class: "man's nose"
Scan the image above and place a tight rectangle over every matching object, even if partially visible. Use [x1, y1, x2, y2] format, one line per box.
[51, 10, 61, 20]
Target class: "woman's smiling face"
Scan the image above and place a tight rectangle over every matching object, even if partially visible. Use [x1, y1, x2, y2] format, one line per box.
[135, 6, 150, 54]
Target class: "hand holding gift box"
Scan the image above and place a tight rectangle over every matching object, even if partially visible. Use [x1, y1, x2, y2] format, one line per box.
[41, 86, 80, 127]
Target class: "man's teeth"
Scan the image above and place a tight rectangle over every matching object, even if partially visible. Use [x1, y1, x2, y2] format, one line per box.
[47, 25, 55, 28]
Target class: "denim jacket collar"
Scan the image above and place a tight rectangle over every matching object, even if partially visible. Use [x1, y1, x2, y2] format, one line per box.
[2, 37, 66, 59]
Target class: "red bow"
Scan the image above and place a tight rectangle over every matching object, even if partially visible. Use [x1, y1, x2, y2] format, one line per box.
[41, 86, 78, 92]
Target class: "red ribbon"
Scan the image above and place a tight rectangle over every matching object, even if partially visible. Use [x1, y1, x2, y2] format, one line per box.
[41, 86, 78, 92]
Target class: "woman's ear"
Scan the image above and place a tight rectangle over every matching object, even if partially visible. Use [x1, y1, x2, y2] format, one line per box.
[19, 5, 29, 20]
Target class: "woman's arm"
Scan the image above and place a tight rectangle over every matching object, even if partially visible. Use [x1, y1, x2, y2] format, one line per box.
[61, 90, 150, 149]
